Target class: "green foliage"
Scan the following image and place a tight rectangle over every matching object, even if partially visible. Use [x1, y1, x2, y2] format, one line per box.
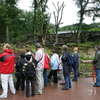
[80, 63, 92, 73]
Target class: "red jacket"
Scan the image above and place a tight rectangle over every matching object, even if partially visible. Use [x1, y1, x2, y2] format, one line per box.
[0, 49, 15, 74]
[44, 53, 50, 69]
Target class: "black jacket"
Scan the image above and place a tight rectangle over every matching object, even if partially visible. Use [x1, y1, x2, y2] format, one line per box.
[62, 51, 72, 76]
[15, 54, 27, 72]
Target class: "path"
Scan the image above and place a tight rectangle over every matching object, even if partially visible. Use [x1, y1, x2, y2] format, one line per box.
[0, 77, 99, 100]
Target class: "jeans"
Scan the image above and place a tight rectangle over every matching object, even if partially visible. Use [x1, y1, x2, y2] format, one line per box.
[73, 68, 78, 81]
[64, 74, 71, 89]
[43, 69, 48, 86]
[95, 69, 100, 86]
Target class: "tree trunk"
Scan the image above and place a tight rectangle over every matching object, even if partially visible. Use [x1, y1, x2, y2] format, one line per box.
[6, 24, 9, 43]
[55, 25, 59, 45]
[77, 17, 83, 44]
[6, 0, 9, 43]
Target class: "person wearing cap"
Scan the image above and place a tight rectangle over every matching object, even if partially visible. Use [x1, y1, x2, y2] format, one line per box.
[32, 43, 44, 95]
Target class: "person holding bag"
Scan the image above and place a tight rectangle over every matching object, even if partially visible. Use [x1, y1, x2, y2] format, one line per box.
[43, 49, 50, 86]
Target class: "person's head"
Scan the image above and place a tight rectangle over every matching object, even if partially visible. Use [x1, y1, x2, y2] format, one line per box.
[62, 45, 68, 52]
[25, 47, 30, 53]
[51, 49, 56, 55]
[41, 48, 44, 51]
[25, 55, 31, 61]
[3, 43, 11, 52]
[35, 43, 41, 50]
[20, 53, 25, 58]
[95, 46, 100, 51]
[73, 47, 78, 52]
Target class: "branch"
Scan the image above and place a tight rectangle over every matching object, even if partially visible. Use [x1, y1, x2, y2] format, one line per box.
[52, 2, 57, 11]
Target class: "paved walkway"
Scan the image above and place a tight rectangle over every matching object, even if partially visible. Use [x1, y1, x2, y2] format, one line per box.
[0, 77, 99, 100]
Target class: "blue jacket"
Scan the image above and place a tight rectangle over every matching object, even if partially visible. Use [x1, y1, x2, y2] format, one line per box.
[72, 52, 79, 69]
[50, 53, 59, 70]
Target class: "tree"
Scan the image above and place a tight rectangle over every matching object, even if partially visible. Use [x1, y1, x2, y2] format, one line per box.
[32, 0, 50, 45]
[52, 1, 65, 46]
[73, 0, 100, 44]
[0, 0, 19, 43]
[73, 0, 90, 44]
[87, 0, 100, 21]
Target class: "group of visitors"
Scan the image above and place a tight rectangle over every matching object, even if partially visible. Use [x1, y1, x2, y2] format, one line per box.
[0, 43, 99, 98]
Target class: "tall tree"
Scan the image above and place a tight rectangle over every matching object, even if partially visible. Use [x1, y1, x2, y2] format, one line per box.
[73, 0, 100, 44]
[73, 0, 89, 44]
[32, 0, 50, 45]
[0, 0, 19, 43]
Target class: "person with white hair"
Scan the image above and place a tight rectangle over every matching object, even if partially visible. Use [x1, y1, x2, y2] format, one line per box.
[61, 45, 72, 90]
[0, 44, 16, 98]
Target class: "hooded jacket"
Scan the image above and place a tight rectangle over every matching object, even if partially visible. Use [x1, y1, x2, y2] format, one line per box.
[0, 49, 15, 74]
[15, 53, 27, 72]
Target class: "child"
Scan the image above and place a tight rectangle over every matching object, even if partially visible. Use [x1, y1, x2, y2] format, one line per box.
[23, 55, 36, 97]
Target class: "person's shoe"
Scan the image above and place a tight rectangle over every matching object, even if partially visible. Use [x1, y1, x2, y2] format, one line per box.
[62, 88, 69, 90]
[24, 95, 29, 98]
[72, 79, 78, 82]
[59, 83, 65, 85]
[35, 91, 42, 95]
[42, 89, 44, 92]
[12, 90, 16, 94]
[93, 84, 100, 87]
[53, 81, 58, 83]
[0, 95, 7, 98]
[44, 84, 47, 86]
[32, 94, 35, 97]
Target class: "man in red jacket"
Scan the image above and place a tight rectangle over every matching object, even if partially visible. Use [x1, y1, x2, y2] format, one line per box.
[0, 44, 16, 98]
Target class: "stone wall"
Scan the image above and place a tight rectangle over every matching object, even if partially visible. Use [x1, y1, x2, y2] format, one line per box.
[28, 31, 100, 44]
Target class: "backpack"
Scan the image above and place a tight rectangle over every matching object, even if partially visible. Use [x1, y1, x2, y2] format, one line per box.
[67, 52, 74, 66]
[23, 62, 36, 77]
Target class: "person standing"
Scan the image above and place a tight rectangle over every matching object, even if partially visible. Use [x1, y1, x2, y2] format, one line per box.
[25, 47, 33, 62]
[23, 55, 36, 97]
[61, 45, 72, 90]
[0, 43, 16, 98]
[93, 46, 100, 87]
[43, 52, 50, 86]
[59, 55, 65, 85]
[15, 53, 26, 91]
[48, 49, 59, 83]
[41, 48, 50, 86]
[32, 43, 44, 95]
[72, 47, 79, 81]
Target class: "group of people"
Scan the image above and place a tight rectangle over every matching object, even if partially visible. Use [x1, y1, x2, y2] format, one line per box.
[0, 43, 99, 98]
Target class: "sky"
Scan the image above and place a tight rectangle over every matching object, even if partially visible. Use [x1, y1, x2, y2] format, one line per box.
[18, 0, 100, 27]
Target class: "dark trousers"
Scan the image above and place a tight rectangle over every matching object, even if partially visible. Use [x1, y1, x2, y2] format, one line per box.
[73, 68, 78, 81]
[48, 70, 58, 83]
[43, 69, 48, 86]
[16, 74, 25, 91]
[64, 74, 71, 89]
[26, 77, 35, 97]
